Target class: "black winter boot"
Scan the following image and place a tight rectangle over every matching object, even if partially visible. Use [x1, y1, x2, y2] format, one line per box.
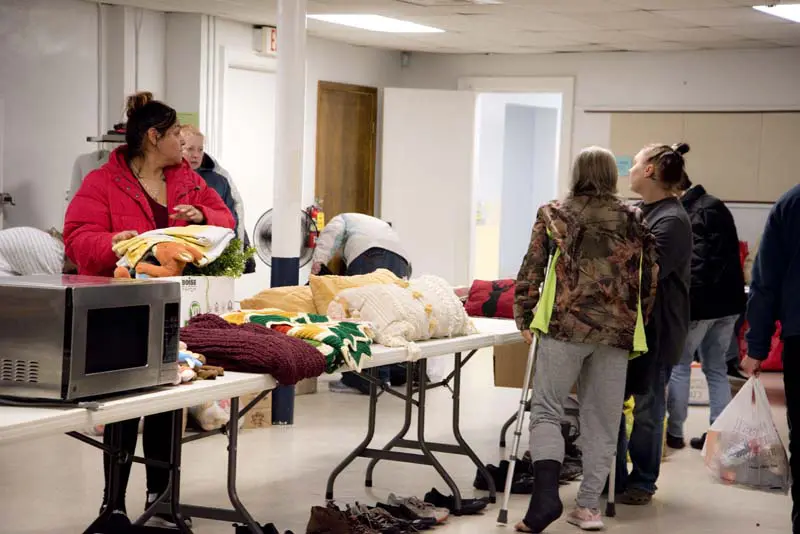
[520, 460, 563, 532]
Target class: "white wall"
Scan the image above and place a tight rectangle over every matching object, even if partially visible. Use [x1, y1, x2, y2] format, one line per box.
[165, 13, 205, 119]
[402, 48, 800, 159]
[0, 0, 98, 229]
[212, 18, 404, 210]
[404, 48, 800, 248]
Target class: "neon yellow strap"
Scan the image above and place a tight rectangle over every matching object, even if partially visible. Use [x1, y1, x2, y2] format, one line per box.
[530, 244, 560, 335]
[630, 252, 648, 359]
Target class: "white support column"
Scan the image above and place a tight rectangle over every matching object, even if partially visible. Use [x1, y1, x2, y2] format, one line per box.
[270, 0, 307, 424]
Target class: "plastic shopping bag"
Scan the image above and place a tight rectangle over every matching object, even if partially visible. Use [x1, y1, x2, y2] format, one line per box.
[702, 377, 791, 494]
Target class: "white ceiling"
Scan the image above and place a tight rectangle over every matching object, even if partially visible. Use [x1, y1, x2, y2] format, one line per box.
[94, 0, 800, 54]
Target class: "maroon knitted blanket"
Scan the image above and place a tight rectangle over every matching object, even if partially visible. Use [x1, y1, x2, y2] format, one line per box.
[180, 314, 326, 385]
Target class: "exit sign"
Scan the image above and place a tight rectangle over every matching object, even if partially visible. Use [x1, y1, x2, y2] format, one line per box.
[254, 26, 277, 56]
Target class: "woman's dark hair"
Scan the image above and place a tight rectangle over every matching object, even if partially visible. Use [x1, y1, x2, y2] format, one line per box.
[645, 142, 690, 187]
[125, 91, 177, 159]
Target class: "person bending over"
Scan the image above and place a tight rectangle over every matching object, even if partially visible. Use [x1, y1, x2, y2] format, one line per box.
[666, 175, 745, 451]
[513, 147, 657, 532]
[311, 213, 410, 279]
[615, 143, 693, 506]
[311, 212, 412, 394]
[742, 184, 800, 533]
[64, 91, 234, 527]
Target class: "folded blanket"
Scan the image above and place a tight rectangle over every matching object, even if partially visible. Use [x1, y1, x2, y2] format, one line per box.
[114, 225, 234, 270]
[327, 274, 476, 361]
[223, 309, 373, 373]
[180, 314, 326, 384]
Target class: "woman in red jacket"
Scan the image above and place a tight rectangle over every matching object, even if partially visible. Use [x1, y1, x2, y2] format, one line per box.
[64, 92, 234, 528]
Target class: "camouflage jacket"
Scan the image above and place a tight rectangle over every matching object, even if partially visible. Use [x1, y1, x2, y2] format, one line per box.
[514, 195, 658, 351]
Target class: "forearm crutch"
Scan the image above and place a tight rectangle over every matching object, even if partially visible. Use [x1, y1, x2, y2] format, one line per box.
[496, 332, 539, 525]
[606, 451, 617, 517]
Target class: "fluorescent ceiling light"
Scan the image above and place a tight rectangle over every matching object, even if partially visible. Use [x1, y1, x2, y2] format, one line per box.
[307, 14, 444, 33]
[753, 4, 800, 23]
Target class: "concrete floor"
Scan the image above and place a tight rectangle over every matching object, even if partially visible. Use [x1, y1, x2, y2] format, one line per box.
[0, 349, 791, 534]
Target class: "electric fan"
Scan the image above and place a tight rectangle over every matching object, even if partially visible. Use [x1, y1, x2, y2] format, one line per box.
[252, 209, 318, 267]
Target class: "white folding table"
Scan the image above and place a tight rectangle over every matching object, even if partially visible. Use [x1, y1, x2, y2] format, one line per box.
[326, 317, 522, 513]
[0, 372, 277, 534]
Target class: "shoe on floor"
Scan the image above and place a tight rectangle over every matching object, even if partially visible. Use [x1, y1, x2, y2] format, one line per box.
[375, 502, 437, 529]
[727, 361, 749, 381]
[690, 433, 707, 450]
[387, 493, 449, 523]
[567, 507, 605, 531]
[559, 460, 583, 484]
[423, 487, 487, 516]
[307, 503, 365, 534]
[619, 487, 653, 506]
[666, 433, 686, 450]
[350, 503, 410, 534]
[144, 493, 193, 529]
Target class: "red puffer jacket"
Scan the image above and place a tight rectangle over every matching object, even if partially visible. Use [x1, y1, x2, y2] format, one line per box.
[64, 146, 235, 277]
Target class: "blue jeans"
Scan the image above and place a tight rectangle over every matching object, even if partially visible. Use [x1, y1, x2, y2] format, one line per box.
[667, 315, 737, 439]
[347, 248, 410, 278]
[615, 362, 672, 495]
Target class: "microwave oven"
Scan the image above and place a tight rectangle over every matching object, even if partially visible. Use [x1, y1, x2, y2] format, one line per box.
[0, 275, 180, 401]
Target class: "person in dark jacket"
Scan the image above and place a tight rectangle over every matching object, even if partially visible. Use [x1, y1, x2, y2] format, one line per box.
[181, 125, 256, 274]
[666, 177, 746, 451]
[614, 142, 693, 506]
[743, 184, 800, 533]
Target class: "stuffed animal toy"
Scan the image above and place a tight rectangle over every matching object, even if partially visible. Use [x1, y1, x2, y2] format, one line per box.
[175, 342, 224, 384]
[114, 241, 204, 279]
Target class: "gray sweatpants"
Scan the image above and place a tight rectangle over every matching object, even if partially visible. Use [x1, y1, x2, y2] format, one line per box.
[529, 336, 628, 510]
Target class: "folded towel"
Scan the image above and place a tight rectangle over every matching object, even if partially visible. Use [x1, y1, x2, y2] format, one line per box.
[114, 225, 234, 270]
[180, 314, 326, 384]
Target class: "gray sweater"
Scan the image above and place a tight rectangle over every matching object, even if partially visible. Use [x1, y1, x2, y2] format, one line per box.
[640, 197, 693, 366]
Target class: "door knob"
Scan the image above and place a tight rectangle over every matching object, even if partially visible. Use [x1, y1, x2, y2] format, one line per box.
[0, 193, 14, 206]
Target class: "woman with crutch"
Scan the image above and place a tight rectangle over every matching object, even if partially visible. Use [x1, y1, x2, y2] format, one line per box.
[511, 147, 658, 532]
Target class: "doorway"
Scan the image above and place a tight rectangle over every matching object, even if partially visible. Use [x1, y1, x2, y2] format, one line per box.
[314, 82, 378, 219]
[220, 63, 277, 301]
[474, 93, 562, 280]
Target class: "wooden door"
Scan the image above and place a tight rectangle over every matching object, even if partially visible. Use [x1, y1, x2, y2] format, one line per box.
[314, 82, 378, 219]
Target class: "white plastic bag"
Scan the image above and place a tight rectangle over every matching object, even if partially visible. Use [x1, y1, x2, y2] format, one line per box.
[702, 377, 790, 494]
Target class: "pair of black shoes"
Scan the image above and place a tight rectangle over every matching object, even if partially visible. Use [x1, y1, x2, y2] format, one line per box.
[666, 432, 706, 451]
[423, 488, 488, 516]
[473, 459, 535, 494]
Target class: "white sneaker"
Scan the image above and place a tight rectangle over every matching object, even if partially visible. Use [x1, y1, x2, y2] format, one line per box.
[567, 507, 605, 531]
[387, 493, 449, 523]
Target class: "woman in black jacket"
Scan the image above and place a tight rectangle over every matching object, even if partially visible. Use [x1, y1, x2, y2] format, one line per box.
[666, 175, 746, 450]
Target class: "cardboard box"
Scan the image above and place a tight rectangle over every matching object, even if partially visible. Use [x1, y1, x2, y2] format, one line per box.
[240, 392, 273, 429]
[295, 377, 318, 396]
[493, 342, 577, 394]
[165, 276, 236, 326]
[494, 342, 531, 388]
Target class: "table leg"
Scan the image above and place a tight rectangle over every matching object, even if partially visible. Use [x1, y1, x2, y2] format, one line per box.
[415, 358, 462, 512]
[452, 352, 496, 503]
[326, 368, 379, 501]
[167, 409, 193, 534]
[365, 362, 414, 487]
[226, 397, 264, 534]
[81, 423, 124, 534]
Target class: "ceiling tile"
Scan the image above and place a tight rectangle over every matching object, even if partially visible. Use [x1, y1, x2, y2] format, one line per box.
[634, 27, 746, 42]
[566, 9, 696, 30]
[657, 7, 789, 27]
[613, 0, 733, 8]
